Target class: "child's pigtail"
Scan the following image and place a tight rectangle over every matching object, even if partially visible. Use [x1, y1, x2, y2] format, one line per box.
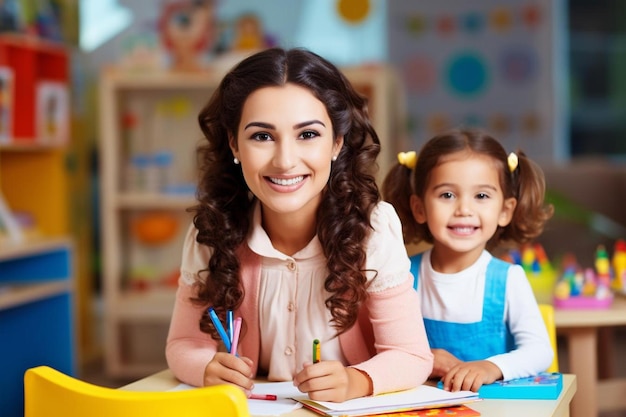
[501, 150, 554, 244]
[382, 152, 421, 244]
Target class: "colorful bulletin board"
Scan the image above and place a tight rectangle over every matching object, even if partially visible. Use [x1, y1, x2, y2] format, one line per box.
[387, 0, 567, 162]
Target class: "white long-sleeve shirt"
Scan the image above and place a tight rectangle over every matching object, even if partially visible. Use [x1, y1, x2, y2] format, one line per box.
[415, 249, 553, 380]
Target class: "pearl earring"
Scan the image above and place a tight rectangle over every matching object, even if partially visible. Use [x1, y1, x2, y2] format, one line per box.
[233, 157, 240, 165]
[332, 155, 337, 162]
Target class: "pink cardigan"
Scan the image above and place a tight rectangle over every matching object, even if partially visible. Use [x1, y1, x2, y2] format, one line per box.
[166, 245, 433, 395]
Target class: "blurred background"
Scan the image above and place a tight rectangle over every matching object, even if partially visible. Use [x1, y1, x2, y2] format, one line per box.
[0, 1, 625, 416]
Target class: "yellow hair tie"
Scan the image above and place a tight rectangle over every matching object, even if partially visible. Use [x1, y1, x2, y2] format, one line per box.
[397, 151, 417, 170]
[507, 152, 519, 173]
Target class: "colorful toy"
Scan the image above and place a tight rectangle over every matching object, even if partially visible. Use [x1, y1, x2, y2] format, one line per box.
[131, 212, 180, 245]
[231, 13, 269, 51]
[611, 239, 626, 294]
[506, 243, 557, 304]
[553, 245, 613, 310]
[128, 212, 182, 291]
[158, 0, 217, 71]
[507, 242, 619, 309]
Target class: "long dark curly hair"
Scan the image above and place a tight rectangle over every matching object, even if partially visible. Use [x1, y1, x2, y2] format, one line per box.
[191, 47, 381, 341]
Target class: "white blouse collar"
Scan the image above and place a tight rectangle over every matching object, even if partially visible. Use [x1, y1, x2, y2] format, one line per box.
[247, 201, 323, 260]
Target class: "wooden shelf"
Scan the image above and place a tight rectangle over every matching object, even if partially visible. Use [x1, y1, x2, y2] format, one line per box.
[101, 68, 224, 89]
[100, 70, 215, 378]
[0, 280, 71, 310]
[0, 142, 67, 151]
[0, 236, 72, 260]
[115, 193, 197, 209]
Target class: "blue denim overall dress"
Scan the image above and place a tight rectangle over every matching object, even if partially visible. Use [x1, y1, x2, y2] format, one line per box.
[409, 253, 515, 360]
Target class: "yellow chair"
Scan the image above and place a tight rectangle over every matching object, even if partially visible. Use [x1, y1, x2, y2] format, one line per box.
[538, 304, 559, 373]
[24, 366, 250, 417]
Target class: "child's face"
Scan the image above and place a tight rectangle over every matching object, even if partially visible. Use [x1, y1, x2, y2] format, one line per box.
[230, 83, 343, 223]
[410, 152, 516, 268]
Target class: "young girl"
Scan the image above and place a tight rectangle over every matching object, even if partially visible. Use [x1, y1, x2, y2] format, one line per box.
[166, 47, 433, 402]
[383, 128, 554, 393]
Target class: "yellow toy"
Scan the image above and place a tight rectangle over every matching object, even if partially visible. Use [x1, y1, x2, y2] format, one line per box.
[612, 239, 626, 293]
[232, 13, 268, 51]
[511, 243, 557, 304]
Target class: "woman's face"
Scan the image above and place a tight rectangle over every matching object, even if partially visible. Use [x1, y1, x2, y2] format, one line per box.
[230, 83, 343, 222]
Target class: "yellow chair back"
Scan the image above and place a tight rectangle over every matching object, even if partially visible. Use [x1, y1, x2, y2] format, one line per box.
[24, 366, 250, 417]
[538, 304, 559, 373]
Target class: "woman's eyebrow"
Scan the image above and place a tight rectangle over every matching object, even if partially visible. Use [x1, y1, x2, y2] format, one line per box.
[244, 119, 326, 130]
[294, 119, 325, 129]
[244, 121, 274, 130]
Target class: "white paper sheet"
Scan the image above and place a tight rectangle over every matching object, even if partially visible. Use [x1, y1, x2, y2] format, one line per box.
[292, 384, 479, 416]
[170, 381, 302, 416]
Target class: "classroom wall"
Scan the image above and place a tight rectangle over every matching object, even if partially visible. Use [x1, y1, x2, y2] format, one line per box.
[79, 0, 625, 268]
[82, 0, 569, 161]
[386, 0, 569, 163]
[80, 0, 387, 73]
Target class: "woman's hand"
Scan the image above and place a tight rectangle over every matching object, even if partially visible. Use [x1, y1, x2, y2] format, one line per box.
[203, 352, 255, 394]
[441, 360, 503, 392]
[430, 348, 462, 378]
[293, 361, 372, 402]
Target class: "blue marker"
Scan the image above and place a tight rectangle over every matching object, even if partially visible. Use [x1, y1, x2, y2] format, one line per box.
[208, 307, 231, 352]
[227, 310, 234, 342]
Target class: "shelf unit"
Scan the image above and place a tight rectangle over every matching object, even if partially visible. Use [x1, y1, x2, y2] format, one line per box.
[342, 64, 404, 183]
[0, 35, 75, 417]
[0, 238, 75, 417]
[0, 34, 70, 237]
[99, 70, 220, 379]
[99, 65, 403, 379]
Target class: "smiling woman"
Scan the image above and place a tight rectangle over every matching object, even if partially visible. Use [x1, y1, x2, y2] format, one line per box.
[165, 47, 433, 403]
[231, 83, 342, 236]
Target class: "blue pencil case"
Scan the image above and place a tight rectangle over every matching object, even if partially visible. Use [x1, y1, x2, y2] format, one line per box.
[438, 372, 563, 400]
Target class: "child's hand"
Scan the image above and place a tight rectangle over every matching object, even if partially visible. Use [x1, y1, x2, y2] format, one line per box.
[203, 352, 254, 394]
[293, 361, 372, 402]
[441, 360, 502, 392]
[430, 348, 462, 378]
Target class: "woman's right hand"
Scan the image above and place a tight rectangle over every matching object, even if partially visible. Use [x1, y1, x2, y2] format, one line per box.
[430, 348, 462, 378]
[203, 352, 255, 394]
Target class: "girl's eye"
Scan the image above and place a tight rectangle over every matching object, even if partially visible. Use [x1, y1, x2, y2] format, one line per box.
[440, 192, 454, 199]
[299, 130, 320, 140]
[251, 132, 272, 142]
[476, 193, 489, 200]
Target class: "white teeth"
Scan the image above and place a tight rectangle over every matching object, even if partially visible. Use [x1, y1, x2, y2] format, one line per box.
[453, 227, 474, 233]
[269, 176, 304, 186]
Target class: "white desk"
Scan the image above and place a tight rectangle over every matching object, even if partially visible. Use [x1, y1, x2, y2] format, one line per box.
[555, 294, 626, 417]
[122, 369, 576, 417]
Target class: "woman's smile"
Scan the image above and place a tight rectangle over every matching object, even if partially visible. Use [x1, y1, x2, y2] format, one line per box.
[267, 175, 306, 186]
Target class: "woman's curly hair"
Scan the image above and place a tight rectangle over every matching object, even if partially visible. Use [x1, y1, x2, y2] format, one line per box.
[191, 47, 381, 340]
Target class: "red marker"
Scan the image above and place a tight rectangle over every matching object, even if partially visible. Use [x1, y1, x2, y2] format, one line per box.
[249, 393, 277, 401]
